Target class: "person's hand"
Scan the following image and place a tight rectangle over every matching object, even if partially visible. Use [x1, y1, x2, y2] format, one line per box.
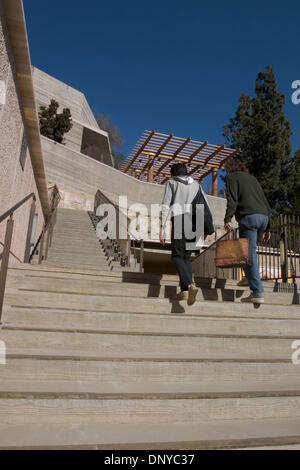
[263, 231, 271, 243]
[160, 228, 166, 245]
[224, 222, 233, 233]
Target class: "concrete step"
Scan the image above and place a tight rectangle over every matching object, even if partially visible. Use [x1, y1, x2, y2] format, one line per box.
[1, 417, 300, 449]
[42, 262, 139, 273]
[1, 395, 300, 426]
[4, 289, 300, 318]
[5, 275, 295, 305]
[46, 254, 108, 263]
[2, 381, 300, 397]
[1, 357, 299, 390]
[5, 263, 274, 289]
[3, 306, 300, 337]
[42, 263, 112, 271]
[48, 242, 104, 249]
[0, 327, 297, 359]
[47, 249, 107, 257]
[7, 264, 280, 289]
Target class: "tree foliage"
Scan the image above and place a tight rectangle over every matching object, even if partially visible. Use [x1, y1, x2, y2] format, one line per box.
[112, 152, 126, 170]
[94, 112, 124, 148]
[39, 99, 73, 144]
[223, 65, 298, 214]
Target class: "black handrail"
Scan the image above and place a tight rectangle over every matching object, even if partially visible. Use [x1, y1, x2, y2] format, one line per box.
[0, 193, 36, 225]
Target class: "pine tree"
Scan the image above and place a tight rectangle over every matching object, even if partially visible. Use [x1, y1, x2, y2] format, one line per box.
[39, 99, 73, 144]
[223, 66, 294, 214]
[288, 149, 300, 213]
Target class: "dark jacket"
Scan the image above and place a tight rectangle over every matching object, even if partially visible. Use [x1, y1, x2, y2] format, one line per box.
[224, 172, 272, 229]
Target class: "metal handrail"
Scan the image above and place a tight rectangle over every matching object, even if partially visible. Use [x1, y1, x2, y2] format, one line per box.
[94, 189, 144, 272]
[29, 185, 61, 264]
[192, 214, 300, 283]
[0, 192, 37, 323]
[193, 228, 238, 262]
[192, 228, 240, 280]
[0, 193, 36, 224]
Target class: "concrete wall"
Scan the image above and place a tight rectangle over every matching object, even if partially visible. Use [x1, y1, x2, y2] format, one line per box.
[0, 2, 44, 262]
[32, 66, 97, 126]
[42, 136, 230, 230]
[32, 67, 113, 166]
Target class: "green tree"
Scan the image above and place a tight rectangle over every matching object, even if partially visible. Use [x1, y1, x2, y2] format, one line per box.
[287, 149, 300, 213]
[223, 66, 294, 214]
[39, 99, 73, 144]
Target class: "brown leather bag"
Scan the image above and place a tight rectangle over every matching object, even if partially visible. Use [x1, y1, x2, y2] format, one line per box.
[215, 238, 251, 268]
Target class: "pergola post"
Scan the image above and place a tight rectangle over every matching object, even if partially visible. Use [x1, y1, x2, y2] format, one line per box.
[212, 168, 218, 197]
[147, 156, 155, 183]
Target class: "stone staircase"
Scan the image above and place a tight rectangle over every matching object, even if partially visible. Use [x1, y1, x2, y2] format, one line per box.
[43, 208, 139, 272]
[0, 260, 300, 449]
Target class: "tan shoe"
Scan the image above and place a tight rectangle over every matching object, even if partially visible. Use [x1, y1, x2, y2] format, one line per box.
[174, 291, 188, 301]
[187, 284, 198, 306]
[241, 294, 264, 304]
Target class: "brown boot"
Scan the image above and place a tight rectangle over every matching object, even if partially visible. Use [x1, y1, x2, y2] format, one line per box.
[187, 284, 198, 306]
[174, 291, 188, 301]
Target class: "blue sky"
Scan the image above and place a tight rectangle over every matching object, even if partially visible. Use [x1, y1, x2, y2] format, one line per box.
[23, 0, 300, 191]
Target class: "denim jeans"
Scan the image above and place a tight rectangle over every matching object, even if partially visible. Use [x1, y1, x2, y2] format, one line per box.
[238, 214, 269, 297]
[171, 215, 193, 292]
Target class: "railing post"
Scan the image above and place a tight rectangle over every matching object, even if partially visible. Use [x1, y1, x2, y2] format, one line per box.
[0, 215, 14, 323]
[38, 231, 45, 264]
[126, 236, 131, 267]
[44, 227, 50, 261]
[24, 198, 36, 263]
[140, 239, 144, 273]
[280, 214, 288, 283]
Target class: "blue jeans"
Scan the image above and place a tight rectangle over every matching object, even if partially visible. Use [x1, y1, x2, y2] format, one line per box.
[238, 214, 269, 297]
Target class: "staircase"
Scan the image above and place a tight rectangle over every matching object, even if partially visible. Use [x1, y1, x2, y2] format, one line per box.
[42, 208, 139, 272]
[0, 261, 300, 449]
[0, 206, 300, 449]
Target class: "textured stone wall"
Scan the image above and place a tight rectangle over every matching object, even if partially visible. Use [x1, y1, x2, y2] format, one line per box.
[41, 136, 232, 230]
[32, 66, 113, 166]
[0, 4, 44, 262]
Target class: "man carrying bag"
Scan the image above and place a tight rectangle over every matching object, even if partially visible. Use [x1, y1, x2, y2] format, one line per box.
[223, 158, 271, 304]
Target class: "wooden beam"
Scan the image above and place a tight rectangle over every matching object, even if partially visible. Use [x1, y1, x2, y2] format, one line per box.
[188, 145, 225, 176]
[199, 168, 213, 181]
[188, 141, 208, 162]
[218, 148, 241, 168]
[156, 136, 191, 176]
[154, 133, 174, 159]
[124, 130, 156, 173]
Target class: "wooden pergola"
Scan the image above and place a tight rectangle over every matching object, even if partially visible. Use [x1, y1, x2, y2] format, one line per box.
[121, 130, 240, 196]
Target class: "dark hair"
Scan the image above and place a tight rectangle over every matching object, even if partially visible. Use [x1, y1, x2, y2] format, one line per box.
[170, 162, 187, 177]
[225, 157, 249, 174]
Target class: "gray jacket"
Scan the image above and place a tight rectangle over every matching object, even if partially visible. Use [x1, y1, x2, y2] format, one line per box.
[161, 176, 202, 229]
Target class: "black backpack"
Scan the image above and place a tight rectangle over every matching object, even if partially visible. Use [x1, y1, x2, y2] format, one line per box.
[191, 185, 215, 236]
